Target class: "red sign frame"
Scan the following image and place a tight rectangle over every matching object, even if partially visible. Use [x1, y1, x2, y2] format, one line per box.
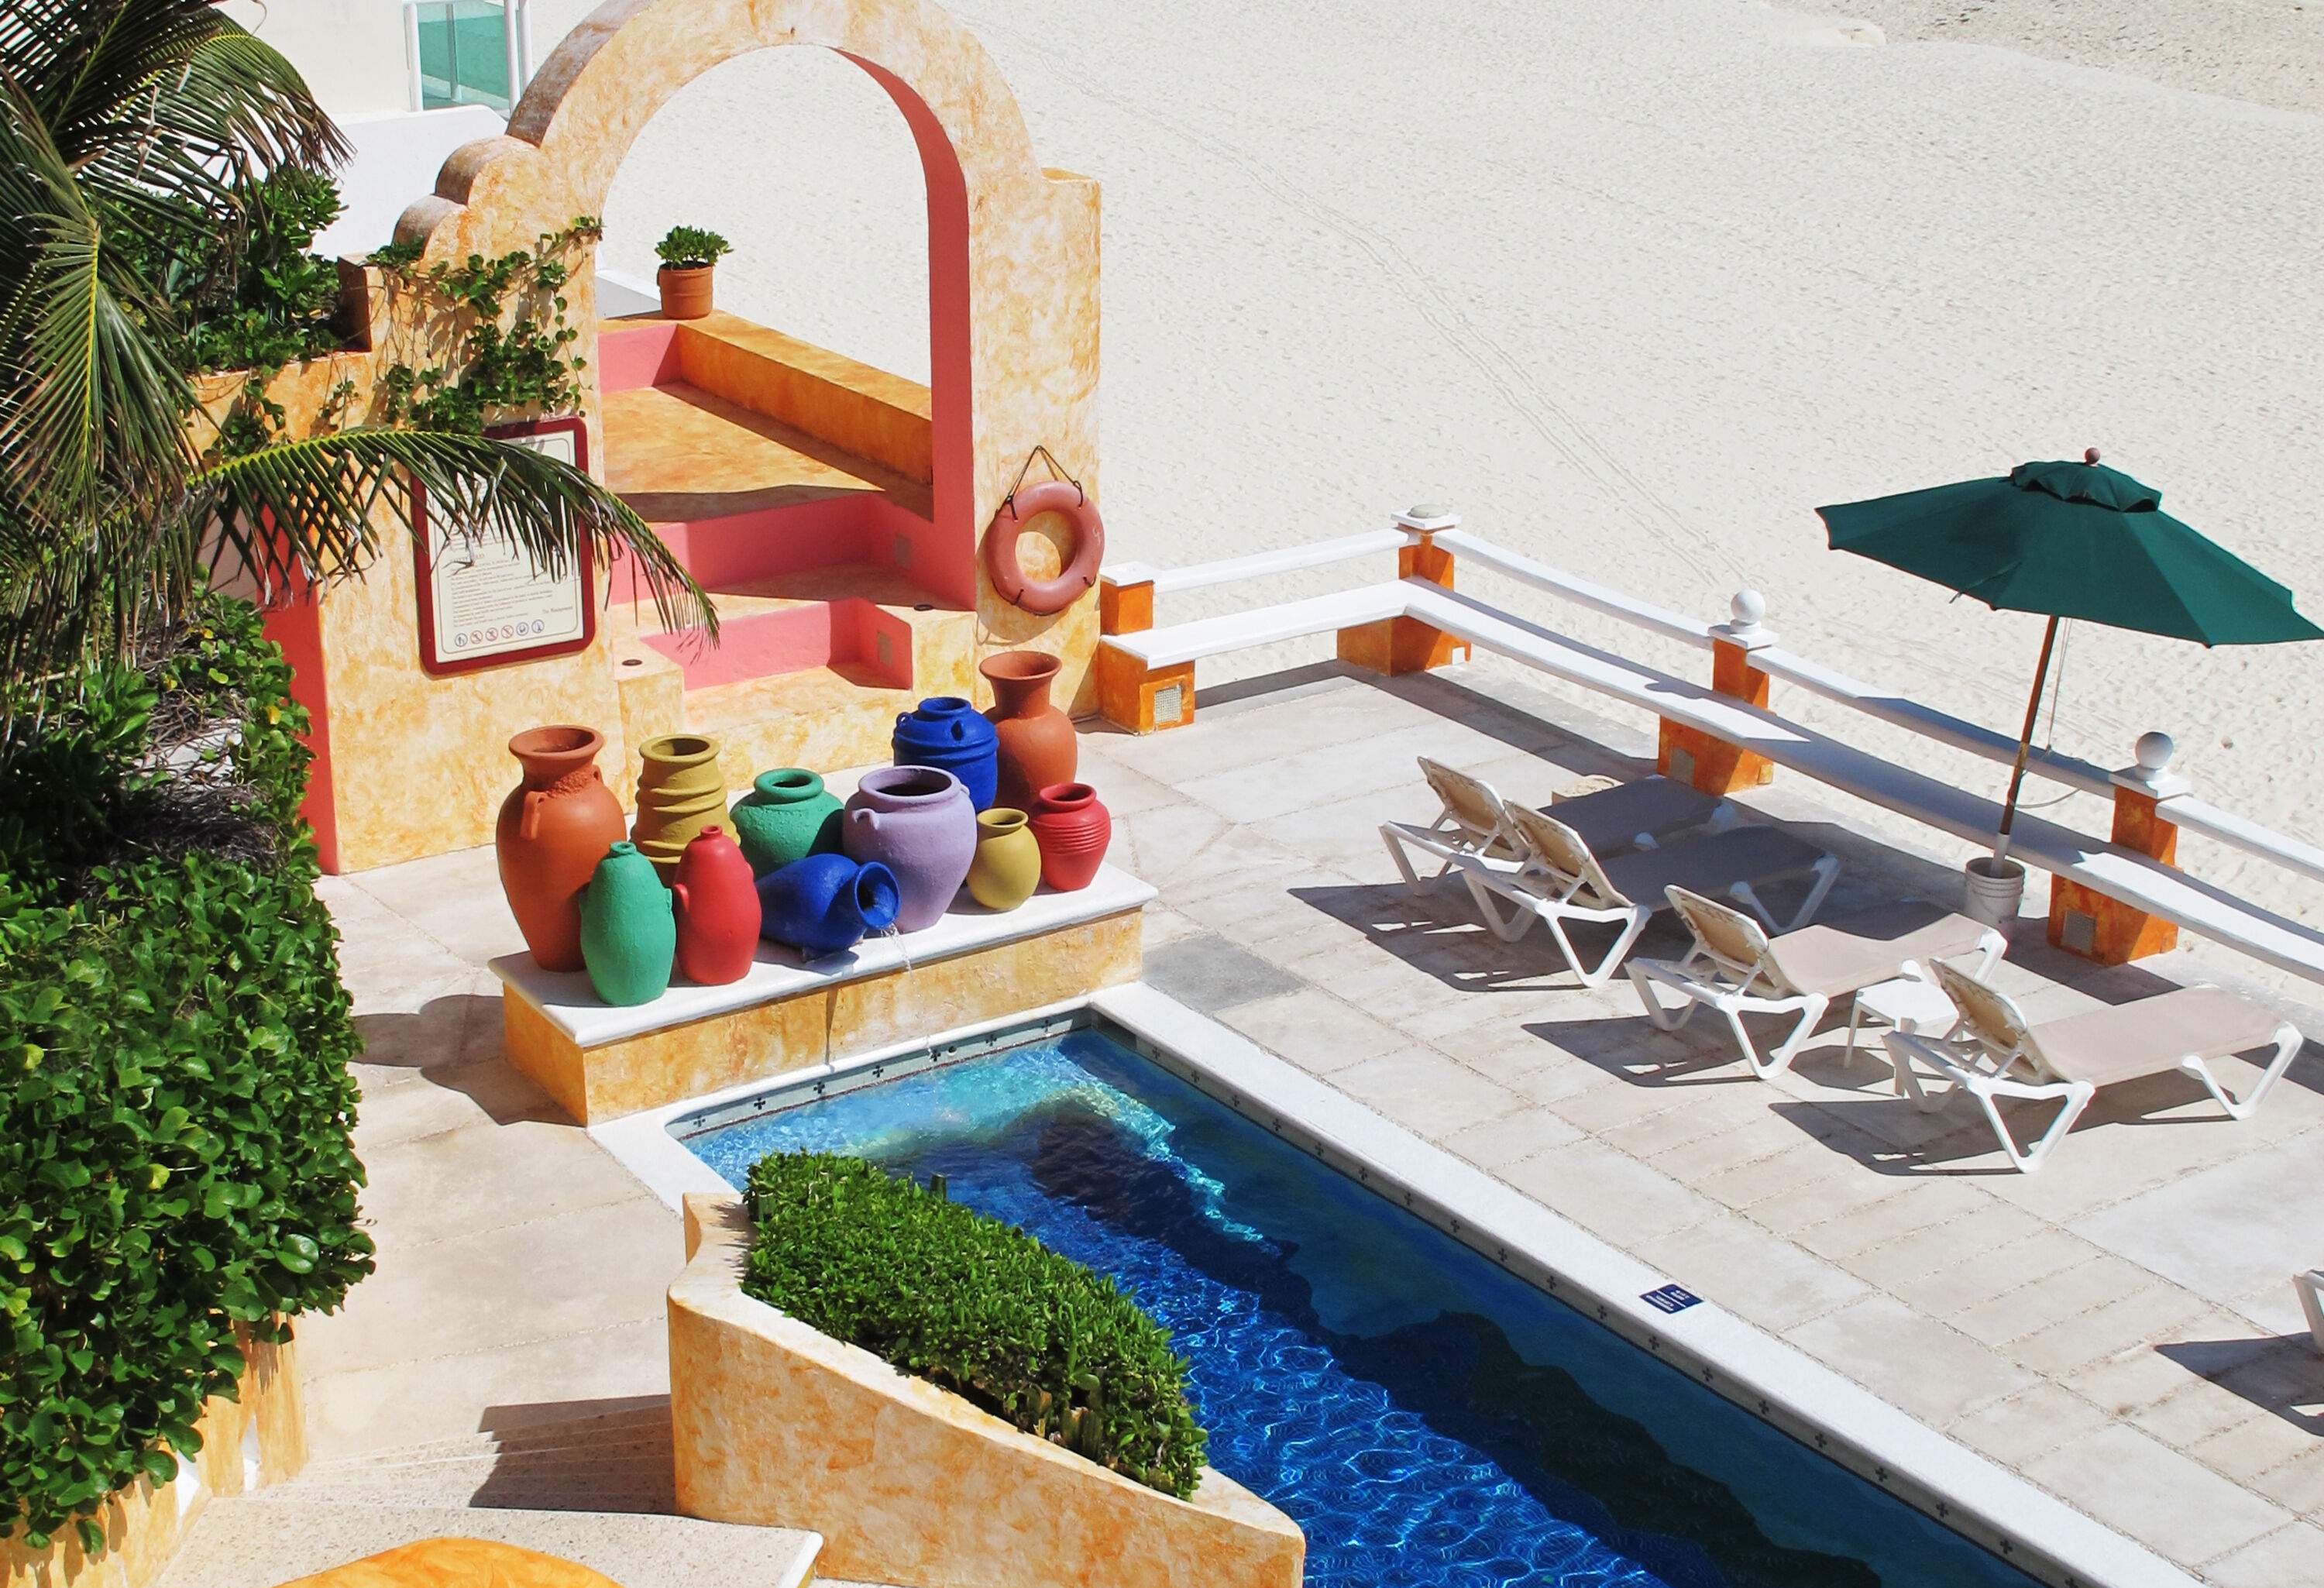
[411, 414, 597, 677]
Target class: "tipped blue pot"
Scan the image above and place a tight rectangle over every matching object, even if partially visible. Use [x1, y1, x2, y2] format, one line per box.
[757, 853, 902, 957]
[892, 696, 999, 810]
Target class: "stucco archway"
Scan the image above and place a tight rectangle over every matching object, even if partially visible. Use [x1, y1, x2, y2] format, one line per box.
[391, 0, 1101, 651]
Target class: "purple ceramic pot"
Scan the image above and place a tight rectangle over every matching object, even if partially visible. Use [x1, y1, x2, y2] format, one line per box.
[841, 765, 975, 932]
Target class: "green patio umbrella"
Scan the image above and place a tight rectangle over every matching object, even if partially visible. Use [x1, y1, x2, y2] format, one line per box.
[1817, 450, 2322, 863]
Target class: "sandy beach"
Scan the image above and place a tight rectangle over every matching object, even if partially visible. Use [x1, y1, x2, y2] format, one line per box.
[594, 0, 2324, 935]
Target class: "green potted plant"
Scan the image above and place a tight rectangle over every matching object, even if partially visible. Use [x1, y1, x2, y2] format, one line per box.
[656, 224, 732, 320]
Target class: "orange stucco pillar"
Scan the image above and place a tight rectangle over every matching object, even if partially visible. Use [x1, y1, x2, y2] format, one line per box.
[1092, 567, 1184, 731]
[1098, 575, 1153, 636]
[1659, 591, 1776, 795]
[2050, 731, 2185, 964]
[1094, 644, 1192, 733]
[1339, 507, 1471, 677]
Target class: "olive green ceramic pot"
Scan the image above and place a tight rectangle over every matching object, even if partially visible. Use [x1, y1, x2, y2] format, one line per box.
[578, 841, 676, 1005]
[728, 768, 843, 877]
[631, 734, 727, 880]
[966, 807, 1041, 911]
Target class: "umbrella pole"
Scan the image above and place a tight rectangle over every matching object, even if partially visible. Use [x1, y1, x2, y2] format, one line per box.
[1993, 614, 2061, 868]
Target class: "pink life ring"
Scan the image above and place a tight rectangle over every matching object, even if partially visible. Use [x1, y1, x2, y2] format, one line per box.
[982, 480, 1104, 615]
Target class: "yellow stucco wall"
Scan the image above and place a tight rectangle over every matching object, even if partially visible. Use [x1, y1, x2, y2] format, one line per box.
[505, 909, 1142, 1122]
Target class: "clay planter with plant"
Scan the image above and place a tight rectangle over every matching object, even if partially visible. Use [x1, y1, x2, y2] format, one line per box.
[657, 225, 732, 319]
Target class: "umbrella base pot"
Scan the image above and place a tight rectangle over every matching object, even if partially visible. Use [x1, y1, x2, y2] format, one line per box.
[1961, 856, 2026, 928]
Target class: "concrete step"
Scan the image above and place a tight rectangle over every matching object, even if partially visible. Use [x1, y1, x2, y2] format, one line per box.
[156, 1495, 819, 1587]
[279, 1411, 676, 1514]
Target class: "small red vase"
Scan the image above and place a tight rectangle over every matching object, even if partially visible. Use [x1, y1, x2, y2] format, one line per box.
[671, 824, 758, 985]
[1029, 782, 1111, 892]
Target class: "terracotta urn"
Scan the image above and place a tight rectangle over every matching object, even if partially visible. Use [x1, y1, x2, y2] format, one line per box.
[980, 650, 1075, 813]
[631, 734, 727, 880]
[496, 725, 627, 972]
[1030, 782, 1111, 892]
[658, 264, 713, 319]
[578, 841, 676, 1006]
[892, 696, 1000, 811]
[966, 807, 1041, 911]
[728, 768, 843, 877]
[841, 766, 976, 932]
[672, 825, 758, 985]
[756, 854, 902, 958]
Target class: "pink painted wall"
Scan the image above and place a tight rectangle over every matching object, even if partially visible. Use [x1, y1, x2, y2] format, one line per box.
[598, 320, 683, 394]
[640, 596, 914, 690]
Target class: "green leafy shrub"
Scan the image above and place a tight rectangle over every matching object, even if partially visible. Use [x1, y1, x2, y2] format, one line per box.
[655, 225, 731, 270]
[120, 165, 349, 378]
[743, 1153, 1207, 1499]
[0, 595, 373, 1555]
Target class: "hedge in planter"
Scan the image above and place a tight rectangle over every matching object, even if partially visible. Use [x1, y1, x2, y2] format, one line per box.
[743, 1152, 1207, 1500]
[0, 596, 373, 1555]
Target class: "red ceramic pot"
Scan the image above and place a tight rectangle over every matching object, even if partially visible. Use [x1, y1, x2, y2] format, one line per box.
[496, 725, 626, 971]
[672, 825, 758, 985]
[1029, 782, 1111, 892]
[981, 649, 1075, 812]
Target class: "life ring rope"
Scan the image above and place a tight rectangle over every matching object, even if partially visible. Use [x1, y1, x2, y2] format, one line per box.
[984, 446, 1103, 617]
[1000, 443, 1082, 514]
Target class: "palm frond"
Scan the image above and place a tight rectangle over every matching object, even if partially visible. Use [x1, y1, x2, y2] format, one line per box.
[0, 69, 194, 538]
[191, 428, 717, 639]
[5, 0, 342, 178]
[71, 24, 349, 240]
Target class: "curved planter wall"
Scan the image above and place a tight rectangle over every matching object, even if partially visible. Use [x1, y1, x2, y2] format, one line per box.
[669, 1194, 1305, 1588]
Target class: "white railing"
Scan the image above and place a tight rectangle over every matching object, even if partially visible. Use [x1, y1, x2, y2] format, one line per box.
[2161, 798, 2324, 890]
[1750, 647, 2117, 801]
[1105, 528, 1408, 598]
[1429, 529, 1716, 651]
[1101, 509, 2324, 980]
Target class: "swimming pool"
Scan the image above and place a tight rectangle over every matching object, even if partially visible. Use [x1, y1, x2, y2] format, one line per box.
[680, 1025, 2039, 1588]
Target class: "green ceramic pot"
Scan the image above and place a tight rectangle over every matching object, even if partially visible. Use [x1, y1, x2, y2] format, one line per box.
[966, 807, 1041, 910]
[578, 841, 676, 1005]
[729, 768, 844, 878]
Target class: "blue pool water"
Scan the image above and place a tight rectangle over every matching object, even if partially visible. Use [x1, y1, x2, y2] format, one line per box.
[685, 1029, 2038, 1588]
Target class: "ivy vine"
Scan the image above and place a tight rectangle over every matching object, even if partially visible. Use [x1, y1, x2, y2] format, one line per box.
[369, 216, 603, 433]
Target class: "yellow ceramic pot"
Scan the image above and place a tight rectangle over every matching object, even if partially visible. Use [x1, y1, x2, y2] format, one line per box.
[966, 807, 1041, 910]
[631, 734, 726, 879]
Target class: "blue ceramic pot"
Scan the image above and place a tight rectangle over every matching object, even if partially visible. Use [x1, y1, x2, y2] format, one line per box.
[756, 853, 902, 957]
[892, 696, 999, 810]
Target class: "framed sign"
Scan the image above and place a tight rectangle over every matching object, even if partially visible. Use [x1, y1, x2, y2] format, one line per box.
[412, 415, 596, 675]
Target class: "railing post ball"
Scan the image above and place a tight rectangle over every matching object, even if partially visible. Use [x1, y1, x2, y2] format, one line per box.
[1730, 589, 1767, 636]
[1408, 502, 1452, 521]
[2134, 730, 2175, 776]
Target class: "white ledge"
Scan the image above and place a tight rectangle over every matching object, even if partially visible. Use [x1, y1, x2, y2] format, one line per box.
[491, 864, 1155, 1049]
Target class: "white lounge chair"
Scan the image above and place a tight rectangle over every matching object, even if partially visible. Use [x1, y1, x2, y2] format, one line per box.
[1380, 760, 1526, 890]
[1884, 961, 2304, 1173]
[1381, 761, 1731, 892]
[1628, 889, 2003, 1078]
[1456, 804, 1838, 987]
